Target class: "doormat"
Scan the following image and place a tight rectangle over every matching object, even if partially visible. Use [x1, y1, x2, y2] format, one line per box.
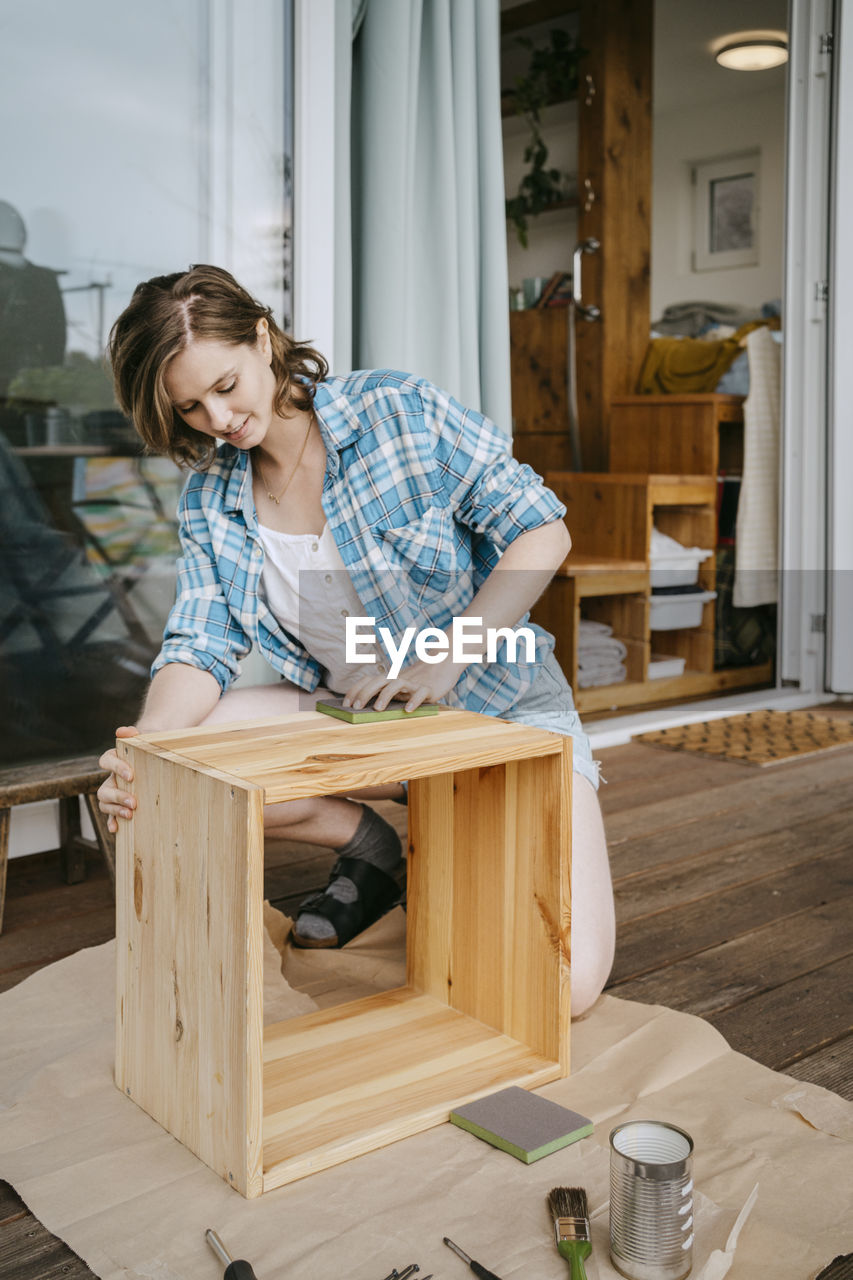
[634, 709, 853, 766]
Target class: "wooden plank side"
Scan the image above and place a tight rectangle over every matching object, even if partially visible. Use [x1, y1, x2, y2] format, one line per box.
[505, 745, 572, 1069]
[406, 773, 454, 1002]
[610, 399, 721, 476]
[261, 993, 561, 1187]
[115, 742, 265, 1197]
[546, 474, 649, 561]
[449, 766, 507, 1030]
[137, 711, 561, 804]
[263, 1043, 559, 1190]
[576, 662, 773, 714]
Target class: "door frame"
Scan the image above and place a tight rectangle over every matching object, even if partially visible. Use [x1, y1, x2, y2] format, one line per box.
[779, 0, 834, 694]
[826, 0, 853, 692]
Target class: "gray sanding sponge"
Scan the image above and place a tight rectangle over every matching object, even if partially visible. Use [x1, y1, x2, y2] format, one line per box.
[315, 697, 440, 724]
[449, 1087, 593, 1164]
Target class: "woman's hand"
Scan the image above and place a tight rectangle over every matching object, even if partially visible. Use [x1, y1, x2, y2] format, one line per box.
[97, 726, 140, 834]
[342, 656, 468, 713]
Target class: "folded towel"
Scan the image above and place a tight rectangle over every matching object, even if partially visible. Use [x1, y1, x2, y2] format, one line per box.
[577, 637, 628, 665]
[579, 619, 613, 639]
[577, 662, 627, 689]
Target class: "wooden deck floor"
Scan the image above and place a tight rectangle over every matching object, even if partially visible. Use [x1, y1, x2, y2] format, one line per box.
[1, 703, 851, 1276]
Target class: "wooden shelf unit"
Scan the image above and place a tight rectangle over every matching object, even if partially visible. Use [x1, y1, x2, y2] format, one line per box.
[115, 708, 571, 1196]
[534, 468, 772, 713]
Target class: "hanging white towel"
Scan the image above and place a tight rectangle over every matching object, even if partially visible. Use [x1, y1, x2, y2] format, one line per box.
[734, 327, 781, 606]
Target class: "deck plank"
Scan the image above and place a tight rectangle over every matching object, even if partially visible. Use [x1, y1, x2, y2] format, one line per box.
[708, 953, 853, 1072]
[613, 805, 853, 918]
[785, 1033, 853, 1100]
[610, 846, 852, 983]
[0, 1183, 95, 1279]
[608, 897, 853, 1018]
[602, 748, 853, 844]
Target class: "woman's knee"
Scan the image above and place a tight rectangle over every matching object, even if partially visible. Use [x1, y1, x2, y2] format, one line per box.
[570, 773, 616, 1017]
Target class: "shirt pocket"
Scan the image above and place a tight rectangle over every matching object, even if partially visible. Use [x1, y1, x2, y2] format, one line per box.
[378, 504, 459, 597]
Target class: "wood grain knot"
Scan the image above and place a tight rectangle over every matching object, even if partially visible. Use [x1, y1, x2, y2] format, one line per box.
[133, 857, 143, 920]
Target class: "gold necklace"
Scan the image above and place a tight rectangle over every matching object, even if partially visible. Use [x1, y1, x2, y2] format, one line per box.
[257, 414, 314, 505]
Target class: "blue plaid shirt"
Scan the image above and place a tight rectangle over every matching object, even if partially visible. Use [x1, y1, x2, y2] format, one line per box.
[152, 370, 567, 714]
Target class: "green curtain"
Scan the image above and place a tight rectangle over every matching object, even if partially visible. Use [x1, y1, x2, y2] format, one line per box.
[345, 0, 511, 432]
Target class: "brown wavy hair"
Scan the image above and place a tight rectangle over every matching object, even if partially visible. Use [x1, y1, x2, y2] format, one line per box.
[108, 265, 328, 469]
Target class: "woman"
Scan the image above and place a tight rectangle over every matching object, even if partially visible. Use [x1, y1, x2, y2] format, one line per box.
[97, 265, 614, 1014]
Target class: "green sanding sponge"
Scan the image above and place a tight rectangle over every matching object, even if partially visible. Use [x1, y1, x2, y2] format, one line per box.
[450, 1087, 593, 1164]
[315, 698, 440, 724]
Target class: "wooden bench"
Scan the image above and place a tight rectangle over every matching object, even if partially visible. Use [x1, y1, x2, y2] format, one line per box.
[0, 756, 116, 934]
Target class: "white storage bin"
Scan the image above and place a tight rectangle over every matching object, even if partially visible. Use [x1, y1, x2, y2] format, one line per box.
[649, 528, 714, 588]
[650, 590, 717, 631]
[648, 653, 687, 680]
[650, 550, 714, 588]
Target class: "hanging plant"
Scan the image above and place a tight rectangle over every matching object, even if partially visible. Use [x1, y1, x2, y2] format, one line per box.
[505, 27, 585, 248]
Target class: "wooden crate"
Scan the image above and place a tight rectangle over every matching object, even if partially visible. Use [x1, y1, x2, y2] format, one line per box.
[609, 393, 745, 476]
[115, 707, 572, 1196]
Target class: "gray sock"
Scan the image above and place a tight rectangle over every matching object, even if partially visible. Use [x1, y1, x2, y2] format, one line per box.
[295, 805, 402, 941]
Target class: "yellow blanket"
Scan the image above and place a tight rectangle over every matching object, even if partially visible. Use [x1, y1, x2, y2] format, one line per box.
[637, 320, 769, 394]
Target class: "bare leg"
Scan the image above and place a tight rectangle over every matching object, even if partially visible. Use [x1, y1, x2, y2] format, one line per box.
[201, 683, 401, 840]
[201, 682, 402, 946]
[570, 774, 616, 1017]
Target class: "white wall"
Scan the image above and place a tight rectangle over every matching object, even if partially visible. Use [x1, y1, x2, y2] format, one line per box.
[652, 86, 786, 319]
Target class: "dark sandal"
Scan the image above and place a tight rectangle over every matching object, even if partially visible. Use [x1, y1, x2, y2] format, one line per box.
[291, 856, 402, 950]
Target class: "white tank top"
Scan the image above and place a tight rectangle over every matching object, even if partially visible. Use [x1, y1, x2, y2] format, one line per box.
[256, 522, 382, 693]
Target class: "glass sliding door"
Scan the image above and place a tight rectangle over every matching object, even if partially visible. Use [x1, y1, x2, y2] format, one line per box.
[0, 0, 293, 764]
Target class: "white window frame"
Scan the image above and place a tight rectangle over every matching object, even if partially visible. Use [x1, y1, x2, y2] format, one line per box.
[293, 0, 344, 368]
[826, 0, 853, 692]
[692, 151, 761, 272]
[779, 0, 834, 693]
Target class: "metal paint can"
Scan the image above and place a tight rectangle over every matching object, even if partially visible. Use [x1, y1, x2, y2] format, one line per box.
[609, 1120, 695, 1280]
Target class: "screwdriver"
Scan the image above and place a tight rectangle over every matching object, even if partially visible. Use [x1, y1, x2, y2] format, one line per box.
[443, 1237, 505, 1280]
[205, 1228, 259, 1280]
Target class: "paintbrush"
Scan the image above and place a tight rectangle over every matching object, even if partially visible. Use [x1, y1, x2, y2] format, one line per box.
[547, 1186, 592, 1280]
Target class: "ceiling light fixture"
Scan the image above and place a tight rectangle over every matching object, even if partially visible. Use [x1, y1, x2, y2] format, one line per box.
[715, 37, 788, 71]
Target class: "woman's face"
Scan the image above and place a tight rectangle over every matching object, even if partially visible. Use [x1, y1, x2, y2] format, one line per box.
[164, 319, 277, 448]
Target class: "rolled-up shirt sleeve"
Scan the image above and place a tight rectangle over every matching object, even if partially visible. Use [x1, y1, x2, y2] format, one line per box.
[418, 380, 567, 549]
[151, 492, 250, 692]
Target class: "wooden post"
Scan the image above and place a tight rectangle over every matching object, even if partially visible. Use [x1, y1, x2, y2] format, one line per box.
[576, 0, 653, 471]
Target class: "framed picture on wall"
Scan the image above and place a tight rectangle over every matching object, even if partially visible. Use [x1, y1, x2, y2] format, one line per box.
[692, 151, 760, 271]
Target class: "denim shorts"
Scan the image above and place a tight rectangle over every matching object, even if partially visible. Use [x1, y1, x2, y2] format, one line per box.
[498, 652, 600, 790]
